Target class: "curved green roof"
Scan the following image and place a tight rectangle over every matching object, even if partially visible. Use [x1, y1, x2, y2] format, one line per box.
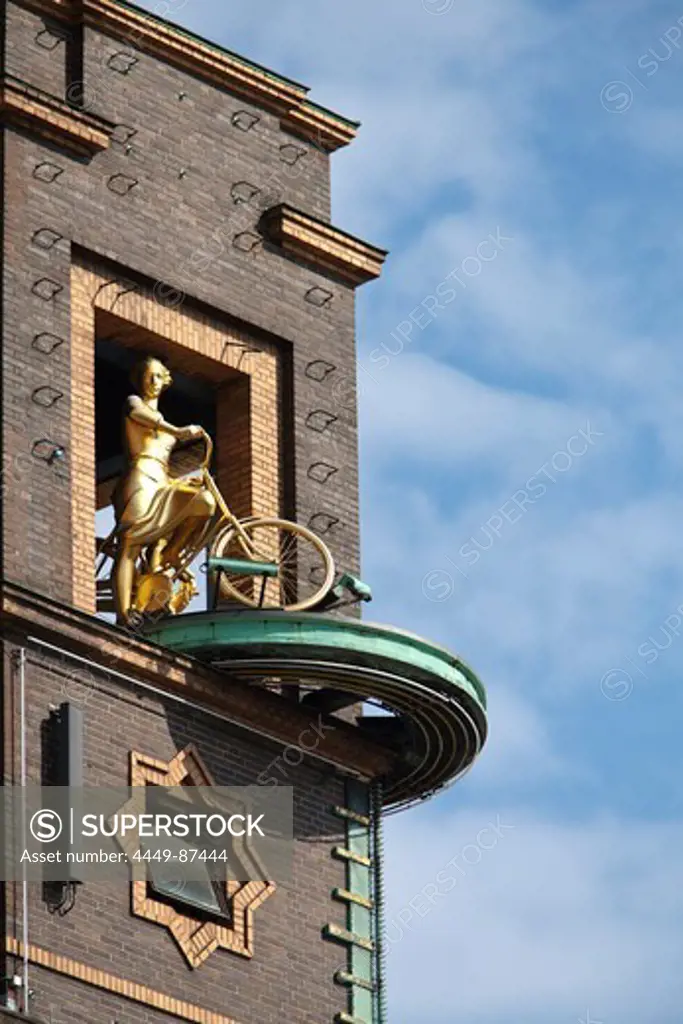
[145, 611, 487, 809]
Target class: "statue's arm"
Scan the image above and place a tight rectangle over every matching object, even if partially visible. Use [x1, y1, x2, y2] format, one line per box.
[126, 396, 203, 442]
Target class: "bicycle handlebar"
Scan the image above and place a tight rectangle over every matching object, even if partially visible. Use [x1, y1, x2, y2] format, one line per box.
[200, 429, 214, 471]
[197, 430, 233, 522]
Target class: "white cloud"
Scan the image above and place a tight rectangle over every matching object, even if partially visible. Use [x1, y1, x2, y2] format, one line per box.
[384, 807, 683, 1023]
[364, 481, 683, 699]
[359, 352, 611, 475]
[463, 685, 570, 790]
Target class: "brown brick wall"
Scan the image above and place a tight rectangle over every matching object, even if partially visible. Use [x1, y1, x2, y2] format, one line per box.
[5, 3, 68, 96]
[2, 1, 361, 609]
[1, 117, 75, 600]
[2, 642, 352, 1024]
[1, 3, 369, 1020]
[80, 23, 332, 222]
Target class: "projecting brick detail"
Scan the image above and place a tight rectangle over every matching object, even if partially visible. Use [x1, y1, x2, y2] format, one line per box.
[261, 205, 388, 285]
[127, 745, 276, 968]
[0, 73, 114, 156]
[70, 257, 281, 613]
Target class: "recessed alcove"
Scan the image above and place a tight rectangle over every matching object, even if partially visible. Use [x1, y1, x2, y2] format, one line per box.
[71, 257, 282, 615]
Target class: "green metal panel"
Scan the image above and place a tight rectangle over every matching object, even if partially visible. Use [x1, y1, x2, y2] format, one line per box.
[145, 611, 486, 709]
[324, 781, 377, 1022]
[346, 780, 374, 1024]
[144, 610, 487, 811]
[207, 557, 278, 578]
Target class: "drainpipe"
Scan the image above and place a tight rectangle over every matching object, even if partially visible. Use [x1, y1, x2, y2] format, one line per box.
[371, 781, 387, 1024]
[12, 649, 29, 1013]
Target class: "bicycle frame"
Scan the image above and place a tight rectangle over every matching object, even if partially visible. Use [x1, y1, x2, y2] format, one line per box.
[200, 468, 256, 556]
[169, 434, 265, 582]
[97, 431, 278, 591]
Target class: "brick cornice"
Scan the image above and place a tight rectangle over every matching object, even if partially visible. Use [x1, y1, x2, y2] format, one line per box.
[14, 0, 76, 17]
[0, 74, 114, 156]
[14, 0, 358, 150]
[0, 580, 395, 780]
[281, 101, 358, 152]
[82, 0, 306, 115]
[261, 204, 388, 286]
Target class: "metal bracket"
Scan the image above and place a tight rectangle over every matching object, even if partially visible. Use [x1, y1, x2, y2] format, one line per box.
[307, 461, 338, 484]
[231, 110, 260, 132]
[35, 27, 66, 50]
[279, 143, 308, 166]
[32, 227, 64, 250]
[305, 285, 334, 307]
[233, 231, 263, 253]
[307, 512, 340, 535]
[33, 161, 64, 183]
[230, 180, 261, 205]
[107, 52, 138, 74]
[31, 386, 64, 409]
[107, 173, 138, 196]
[32, 332, 64, 355]
[306, 409, 338, 433]
[111, 124, 138, 146]
[31, 439, 66, 465]
[220, 340, 261, 368]
[31, 278, 63, 301]
[323, 923, 374, 952]
[305, 359, 337, 382]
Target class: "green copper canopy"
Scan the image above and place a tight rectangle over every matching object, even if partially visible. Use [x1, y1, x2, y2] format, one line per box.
[145, 611, 487, 810]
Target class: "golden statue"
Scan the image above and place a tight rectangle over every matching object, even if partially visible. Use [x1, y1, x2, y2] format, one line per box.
[97, 354, 338, 625]
[110, 356, 216, 625]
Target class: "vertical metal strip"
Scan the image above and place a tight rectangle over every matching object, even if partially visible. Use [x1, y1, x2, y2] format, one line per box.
[371, 781, 387, 1024]
[327, 789, 378, 1023]
[13, 648, 29, 1011]
[346, 779, 373, 1023]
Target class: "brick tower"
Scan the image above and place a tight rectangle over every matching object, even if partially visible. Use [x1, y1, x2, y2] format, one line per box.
[0, 3, 488, 1023]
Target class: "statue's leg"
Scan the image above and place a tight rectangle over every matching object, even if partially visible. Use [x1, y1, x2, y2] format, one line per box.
[162, 489, 216, 569]
[113, 538, 141, 624]
[148, 538, 167, 572]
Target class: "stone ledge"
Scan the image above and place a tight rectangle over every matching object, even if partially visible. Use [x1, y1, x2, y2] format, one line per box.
[0, 74, 114, 157]
[261, 204, 388, 286]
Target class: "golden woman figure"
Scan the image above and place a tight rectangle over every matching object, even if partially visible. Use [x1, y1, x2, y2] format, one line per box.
[111, 356, 216, 625]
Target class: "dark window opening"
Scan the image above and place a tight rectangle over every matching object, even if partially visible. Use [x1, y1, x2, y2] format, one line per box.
[143, 786, 232, 924]
[146, 858, 232, 923]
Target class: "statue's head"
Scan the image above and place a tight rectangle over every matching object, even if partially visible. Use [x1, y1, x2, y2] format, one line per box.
[131, 356, 172, 400]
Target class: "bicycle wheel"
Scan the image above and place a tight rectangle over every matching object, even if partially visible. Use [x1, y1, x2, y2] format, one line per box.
[209, 517, 335, 612]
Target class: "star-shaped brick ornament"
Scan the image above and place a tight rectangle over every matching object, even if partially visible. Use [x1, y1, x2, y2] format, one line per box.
[122, 745, 275, 968]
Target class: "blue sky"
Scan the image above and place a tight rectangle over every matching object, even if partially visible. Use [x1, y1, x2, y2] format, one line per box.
[137, 2, 683, 1021]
